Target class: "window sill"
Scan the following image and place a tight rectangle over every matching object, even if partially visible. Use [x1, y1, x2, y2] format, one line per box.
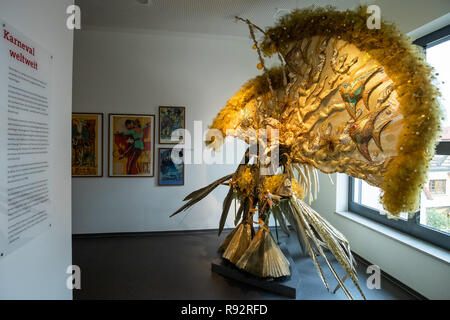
[335, 210, 450, 265]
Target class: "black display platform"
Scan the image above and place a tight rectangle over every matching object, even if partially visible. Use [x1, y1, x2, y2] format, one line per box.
[211, 244, 300, 298]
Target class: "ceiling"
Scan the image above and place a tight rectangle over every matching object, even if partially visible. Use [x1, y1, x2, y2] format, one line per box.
[76, 0, 366, 37]
[76, 0, 450, 37]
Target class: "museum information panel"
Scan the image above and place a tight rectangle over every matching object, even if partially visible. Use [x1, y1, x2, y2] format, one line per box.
[0, 20, 52, 257]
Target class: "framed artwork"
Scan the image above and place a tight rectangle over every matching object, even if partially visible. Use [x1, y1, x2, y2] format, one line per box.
[159, 106, 186, 144]
[72, 113, 103, 177]
[158, 148, 184, 186]
[108, 114, 155, 177]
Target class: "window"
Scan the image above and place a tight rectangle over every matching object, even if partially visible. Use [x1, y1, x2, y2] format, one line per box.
[429, 179, 446, 194]
[348, 25, 450, 250]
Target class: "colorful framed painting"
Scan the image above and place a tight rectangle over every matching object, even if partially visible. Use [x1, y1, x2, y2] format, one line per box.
[72, 113, 103, 177]
[159, 106, 186, 144]
[108, 114, 155, 177]
[158, 148, 184, 186]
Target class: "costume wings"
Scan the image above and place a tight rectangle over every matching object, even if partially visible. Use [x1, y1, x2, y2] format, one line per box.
[209, 6, 441, 216]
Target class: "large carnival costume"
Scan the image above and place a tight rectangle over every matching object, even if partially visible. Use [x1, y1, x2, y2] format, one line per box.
[171, 7, 441, 299]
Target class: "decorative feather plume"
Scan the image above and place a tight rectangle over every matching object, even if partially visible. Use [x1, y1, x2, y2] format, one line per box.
[234, 198, 248, 226]
[219, 225, 237, 253]
[288, 197, 366, 300]
[236, 229, 290, 278]
[271, 205, 290, 236]
[221, 222, 253, 264]
[183, 174, 232, 201]
[219, 187, 235, 235]
[170, 174, 232, 217]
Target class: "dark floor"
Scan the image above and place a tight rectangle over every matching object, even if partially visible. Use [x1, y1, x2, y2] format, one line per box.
[72, 229, 417, 300]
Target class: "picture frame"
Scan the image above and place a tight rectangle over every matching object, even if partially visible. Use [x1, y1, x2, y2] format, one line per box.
[72, 113, 103, 177]
[108, 113, 155, 177]
[159, 106, 186, 144]
[158, 147, 184, 186]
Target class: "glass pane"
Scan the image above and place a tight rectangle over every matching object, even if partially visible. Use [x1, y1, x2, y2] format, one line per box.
[420, 155, 450, 234]
[426, 39, 450, 141]
[352, 155, 450, 232]
[353, 179, 408, 219]
[360, 180, 383, 211]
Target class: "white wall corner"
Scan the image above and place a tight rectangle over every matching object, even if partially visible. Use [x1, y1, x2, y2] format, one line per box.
[335, 173, 349, 212]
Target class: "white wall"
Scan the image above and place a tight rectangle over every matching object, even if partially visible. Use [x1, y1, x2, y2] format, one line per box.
[72, 28, 259, 234]
[0, 0, 73, 299]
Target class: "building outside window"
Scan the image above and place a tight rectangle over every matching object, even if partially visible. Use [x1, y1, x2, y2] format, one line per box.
[428, 178, 446, 194]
